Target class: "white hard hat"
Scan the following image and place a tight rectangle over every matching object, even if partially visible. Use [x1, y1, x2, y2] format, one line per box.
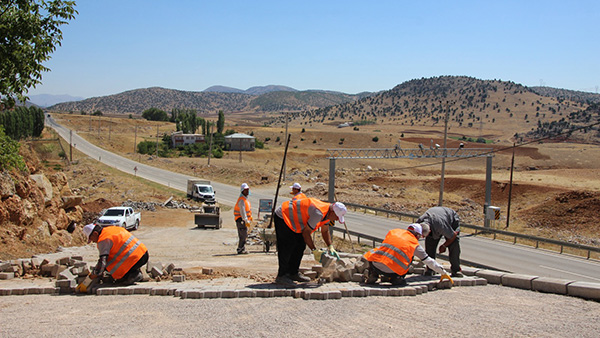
[332, 202, 347, 223]
[290, 182, 302, 190]
[241, 183, 249, 191]
[83, 223, 95, 243]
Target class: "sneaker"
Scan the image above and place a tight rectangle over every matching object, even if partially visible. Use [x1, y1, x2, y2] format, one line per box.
[451, 271, 464, 278]
[275, 275, 297, 287]
[290, 272, 311, 282]
[237, 250, 248, 255]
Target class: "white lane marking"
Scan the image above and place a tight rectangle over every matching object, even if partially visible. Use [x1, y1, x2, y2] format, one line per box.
[539, 265, 600, 282]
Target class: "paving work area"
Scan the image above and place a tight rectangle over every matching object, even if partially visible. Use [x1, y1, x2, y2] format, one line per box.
[1, 209, 599, 336]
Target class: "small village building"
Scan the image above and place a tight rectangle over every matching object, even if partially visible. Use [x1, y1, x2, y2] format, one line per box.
[171, 131, 205, 147]
[225, 133, 255, 151]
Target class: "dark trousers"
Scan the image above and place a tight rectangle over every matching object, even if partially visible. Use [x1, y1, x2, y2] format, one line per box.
[118, 251, 149, 283]
[236, 218, 247, 253]
[274, 214, 305, 278]
[425, 235, 461, 273]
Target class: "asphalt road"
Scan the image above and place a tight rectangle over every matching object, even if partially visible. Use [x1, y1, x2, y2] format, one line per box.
[46, 117, 600, 283]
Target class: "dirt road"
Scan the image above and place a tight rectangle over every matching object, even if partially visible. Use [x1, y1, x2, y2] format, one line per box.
[1, 208, 599, 337]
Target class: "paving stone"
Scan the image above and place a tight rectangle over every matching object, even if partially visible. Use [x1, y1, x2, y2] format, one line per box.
[173, 275, 185, 282]
[164, 263, 175, 275]
[203, 290, 221, 298]
[311, 265, 323, 274]
[116, 287, 135, 295]
[57, 257, 71, 266]
[238, 290, 256, 298]
[354, 259, 367, 274]
[202, 267, 214, 275]
[403, 287, 417, 296]
[336, 268, 353, 282]
[133, 287, 152, 295]
[256, 289, 274, 298]
[473, 277, 488, 286]
[567, 281, 600, 301]
[0, 272, 14, 280]
[501, 274, 538, 290]
[97, 287, 119, 295]
[461, 266, 480, 276]
[0, 262, 12, 272]
[293, 290, 306, 298]
[182, 290, 203, 299]
[412, 267, 425, 275]
[58, 269, 75, 280]
[351, 273, 363, 282]
[303, 291, 326, 300]
[532, 277, 575, 295]
[475, 269, 506, 285]
[0, 288, 12, 296]
[221, 290, 238, 298]
[352, 289, 366, 297]
[150, 266, 163, 278]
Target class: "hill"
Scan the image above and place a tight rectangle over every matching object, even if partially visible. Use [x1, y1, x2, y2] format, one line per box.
[48, 86, 362, 115]
[278, 76, 599, 143]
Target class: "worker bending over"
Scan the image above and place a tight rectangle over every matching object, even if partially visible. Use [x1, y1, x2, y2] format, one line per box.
[273, 198, 347, 286]
[363, 223, 452, 286]
[417, 206, 462, 277]
[83, 223, 149, 286]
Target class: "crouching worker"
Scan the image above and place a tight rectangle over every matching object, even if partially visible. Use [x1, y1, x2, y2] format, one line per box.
[83, 223, 149, 286]
[363, 223, 452, 286]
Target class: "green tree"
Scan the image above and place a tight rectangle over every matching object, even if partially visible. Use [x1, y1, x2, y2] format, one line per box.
[217, 110, 225, 134]
[142, 107, 168, 121]
[0, 0, 77, 109]
[0, 126, 26, 171]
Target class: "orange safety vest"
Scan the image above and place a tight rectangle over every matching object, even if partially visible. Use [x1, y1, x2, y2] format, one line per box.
[234, 194, 252, 221]
[281, 198, 330, 233]
[292, 192, 307, 201]
[98, 226, 148, 280]
[363, 229, 418, 276]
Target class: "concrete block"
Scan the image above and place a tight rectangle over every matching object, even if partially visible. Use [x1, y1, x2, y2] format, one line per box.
[567, 282, 600, 301]
[351, 289, 366, 297]
[116, 287, 135, 295]
[354, 259, 367, 274]
[303, 291, 326, 300]
[473, 277, 488, 286]
[202, 267, 214, 275]
[97, 287, 119, 296]
[150, 288, 171, 296]
[475, 269, 506, 285]
[71, 255, 84, 262]
[182, 290, 203, 299]
[203, 290, 221, 298]
[58, 269, 75, 281]
[338, 258, 352, 268]
[311, 265, 324, 274]
[0, 288, 12, 296]
[238, 290, 256, 298]
[412, 267, 425, 275]
[293, 290, 306, 298]
[387, 288, 403, 296]
[0, 272, 14, 280]
[51, 265, 67, 278]
[304, 271, 317, 279]
[336, 268, 353, 282]
[221, 290, 238, 298]
[172, 267, 184, 275]
[172, 275, 185, 282]
[256, 289, 274, 298]
[146, 261, 163, 273]
[272, 289, 288, 297]
[351, 273, 364, 282]
[368, 288, 388, 297]
[133, 287, 152, 295]
[0, 262, 11, 272]
[57, 257, 71, 266]
[55, 279, 76, 288]
[320, 254, 336, 269]
[501, 274, 538, 290]
[30, 258, 42, 269]
[164, 263, 175, 275]
[461, 266, 480, 276]
[150, 266, 163, 278]
[325, 290, 342, 300]
[43, 287, 58, 294]
[454, 278, 475, 287]
[10, 288, 25, 295]
[403, 287, 417, 296]
[531, 277, 574, 295]
[299, 267, 311, 274]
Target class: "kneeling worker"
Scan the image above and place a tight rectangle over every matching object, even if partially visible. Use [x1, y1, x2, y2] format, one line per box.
[273, 198, 347, 285]
[83, 223, 149, 286]
[363, 223, 452, 286]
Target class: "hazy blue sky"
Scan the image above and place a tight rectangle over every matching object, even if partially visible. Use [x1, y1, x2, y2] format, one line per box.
[28, 0, 600, 98]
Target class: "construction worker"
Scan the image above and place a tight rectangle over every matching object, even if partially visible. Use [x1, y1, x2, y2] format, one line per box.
[290, 182, 307, 200]
[273, 198, 346, 286]
[363, 223, 452, 286]
[83, 223, 149, 286]
[417, 206, 463, 277]
[234, 183, 252, 254]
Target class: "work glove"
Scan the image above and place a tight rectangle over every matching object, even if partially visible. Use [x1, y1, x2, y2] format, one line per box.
[93, 256, 107, 276]
[312, 248, 324, 262]
[439, 273, 454, 285]
[327, 245, 340, 260]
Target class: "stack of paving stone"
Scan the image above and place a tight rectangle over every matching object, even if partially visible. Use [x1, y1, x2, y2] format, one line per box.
[303, 253, 427, 284]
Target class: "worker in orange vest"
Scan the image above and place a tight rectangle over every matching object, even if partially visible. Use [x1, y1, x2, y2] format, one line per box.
[290, 182, 307, 201]
[83, 223, 149, 287]
[363, 223, 452, 286]
[273, 198, 346, 286]
[234, 183, 253, 254]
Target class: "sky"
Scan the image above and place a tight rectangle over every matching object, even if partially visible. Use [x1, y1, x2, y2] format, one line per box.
[27, 0, 600, 99]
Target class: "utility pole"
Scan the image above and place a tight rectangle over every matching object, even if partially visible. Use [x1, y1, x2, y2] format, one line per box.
[438, 102, 450, 206]
[207, 123, 213, 166]
[155, 124, 159, 157]
[283, 111, 288, 181]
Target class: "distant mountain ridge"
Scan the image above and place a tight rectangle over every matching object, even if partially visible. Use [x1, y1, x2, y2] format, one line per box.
[48, 86, 364, 114]
[28, 94, 84, 107]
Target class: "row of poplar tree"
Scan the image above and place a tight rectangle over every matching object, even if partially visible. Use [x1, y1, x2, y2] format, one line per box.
[0, 106, 45, 140]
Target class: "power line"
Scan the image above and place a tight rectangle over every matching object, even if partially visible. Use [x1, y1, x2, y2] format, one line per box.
[383, 120, 600, 172]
